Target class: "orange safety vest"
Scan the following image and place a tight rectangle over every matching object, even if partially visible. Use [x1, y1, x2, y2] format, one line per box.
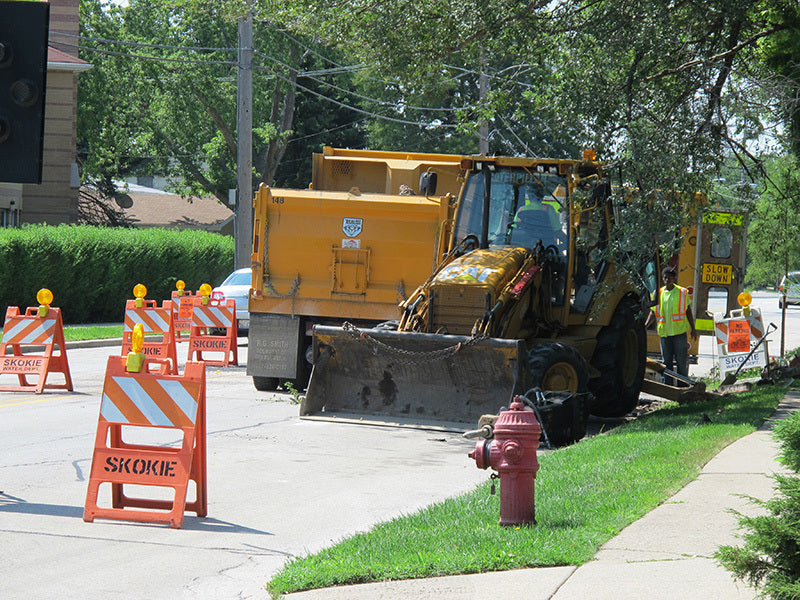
[654, 285, 689, 337]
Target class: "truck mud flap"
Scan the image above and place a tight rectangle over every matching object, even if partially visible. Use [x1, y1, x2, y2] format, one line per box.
[301, 324, 525, 424]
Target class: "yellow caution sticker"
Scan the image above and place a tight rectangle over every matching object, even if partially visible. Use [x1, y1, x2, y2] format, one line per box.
[701, 263, 733, 285]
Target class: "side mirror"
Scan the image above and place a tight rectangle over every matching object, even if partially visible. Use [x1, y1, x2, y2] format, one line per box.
[419, 171, 438, 196]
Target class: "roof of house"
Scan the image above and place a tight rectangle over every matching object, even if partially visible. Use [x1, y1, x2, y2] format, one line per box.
[47, 47, 92, 72]
[83, 185, 234, 232]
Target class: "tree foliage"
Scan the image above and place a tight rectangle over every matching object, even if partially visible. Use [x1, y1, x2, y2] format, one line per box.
[745, 155, 800, 287]
[77, 0, 366, 199]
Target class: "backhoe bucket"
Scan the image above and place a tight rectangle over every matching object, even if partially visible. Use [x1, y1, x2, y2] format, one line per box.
[301, 325, 526, 424]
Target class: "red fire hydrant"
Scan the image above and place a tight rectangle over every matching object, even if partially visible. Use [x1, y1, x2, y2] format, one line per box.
[466, 397, 541, 526]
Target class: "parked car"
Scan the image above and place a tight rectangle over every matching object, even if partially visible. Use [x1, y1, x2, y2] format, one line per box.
[212, 267, 251, 333]
[778, 271, 800, 309]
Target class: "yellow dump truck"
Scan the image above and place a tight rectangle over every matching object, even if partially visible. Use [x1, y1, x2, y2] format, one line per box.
[247, 147, 465, 391]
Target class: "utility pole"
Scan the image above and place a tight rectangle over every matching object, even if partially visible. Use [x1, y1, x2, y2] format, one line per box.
[235, 8, 253, 270]
[478, 50, 489, 155]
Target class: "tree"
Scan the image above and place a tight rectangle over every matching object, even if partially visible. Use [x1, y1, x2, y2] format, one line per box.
[77, 0, 367, 215]
[746, 156, 800, 288]
[264, 0, 800, 277]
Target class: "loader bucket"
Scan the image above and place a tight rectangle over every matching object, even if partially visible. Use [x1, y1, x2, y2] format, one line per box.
[301, 325, 526, 424]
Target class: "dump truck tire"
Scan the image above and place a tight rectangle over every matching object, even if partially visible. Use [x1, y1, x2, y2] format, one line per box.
[527, 342, 588, 393]
[589, 298, 646, 418]
[253, 376, 279, 392]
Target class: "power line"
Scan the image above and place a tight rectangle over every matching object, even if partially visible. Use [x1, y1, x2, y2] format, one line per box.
[51, 30, 237, 53]
[267, 68, 458, 128]
[55, 30, 465, 120]
[255, 50, 464, 113]
[52, 38, 238, 67]
[58, 33, 461, 128]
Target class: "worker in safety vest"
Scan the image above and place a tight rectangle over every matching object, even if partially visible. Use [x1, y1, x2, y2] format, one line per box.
[645, 265, 697, 385]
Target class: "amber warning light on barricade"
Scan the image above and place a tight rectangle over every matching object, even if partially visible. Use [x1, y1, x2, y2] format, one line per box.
[36, 288, 53, 317]
[738, 291, 752, 316]
[133, 283, 147, 308]
[125, 323, 145, 373]
[199, 283, 212, 306]
[175, 280, 186, 296]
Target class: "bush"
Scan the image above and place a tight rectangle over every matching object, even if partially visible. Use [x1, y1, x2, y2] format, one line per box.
[716, 410, 800, 599]
[0, 225, 234, 323]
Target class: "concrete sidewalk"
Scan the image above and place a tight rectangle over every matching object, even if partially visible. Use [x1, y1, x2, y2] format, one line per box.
[284, 390, 799, 600]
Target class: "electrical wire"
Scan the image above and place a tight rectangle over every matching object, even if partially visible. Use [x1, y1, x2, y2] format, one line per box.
[50, 30, 238, 53]
[53, 30, 466, 121]
[51, 38, 238, 67]
[265, 67, 458, 128]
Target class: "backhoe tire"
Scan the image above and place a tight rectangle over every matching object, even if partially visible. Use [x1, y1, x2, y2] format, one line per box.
[589, 298, 647, 418]
[526, 343, 590, 445]
[526, 342, 589, 393]
[253, 376, 279, 392]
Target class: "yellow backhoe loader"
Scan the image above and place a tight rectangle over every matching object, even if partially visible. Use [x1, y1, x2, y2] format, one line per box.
[301, 152, 652, 439]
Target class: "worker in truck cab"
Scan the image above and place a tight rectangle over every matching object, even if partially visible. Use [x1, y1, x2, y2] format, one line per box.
[510, 198, 565, 249]
[645, 265, 698, 385]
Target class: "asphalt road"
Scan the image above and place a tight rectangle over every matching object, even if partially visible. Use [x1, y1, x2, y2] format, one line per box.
[0, 342, 488, 600]
[1, 290, 797, 599]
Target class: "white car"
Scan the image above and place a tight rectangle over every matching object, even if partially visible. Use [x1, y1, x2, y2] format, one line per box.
[212, 267, 251, 332]
[779, 271, 800, 309]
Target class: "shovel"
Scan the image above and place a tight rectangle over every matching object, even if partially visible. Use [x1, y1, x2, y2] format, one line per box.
[721, 322, 777, 386]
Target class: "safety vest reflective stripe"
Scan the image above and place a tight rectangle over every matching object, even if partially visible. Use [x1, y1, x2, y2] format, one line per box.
[654, 287, 687, 323]
[191, 305, 234, 329]
[100, 375, 199, 427]
[2, 317, 56, 345]
[124, 308, 171, 333]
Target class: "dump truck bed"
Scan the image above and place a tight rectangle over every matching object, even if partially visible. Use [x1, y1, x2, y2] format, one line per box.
[250, 186, 454, 320]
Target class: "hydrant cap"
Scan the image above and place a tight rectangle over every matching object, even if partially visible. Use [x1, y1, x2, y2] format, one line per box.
[495, 396, 541, 436]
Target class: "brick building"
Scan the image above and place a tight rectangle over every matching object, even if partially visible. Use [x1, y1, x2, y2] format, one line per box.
[0, 0, 90, 225]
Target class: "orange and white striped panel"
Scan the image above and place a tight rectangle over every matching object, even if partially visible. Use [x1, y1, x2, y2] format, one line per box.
[2, 315, 56, 345]
[124, 307, 171, 334]
[100, 375, 201, 427]
[715, 313, 765, 351]
[191, 303, 234, 329]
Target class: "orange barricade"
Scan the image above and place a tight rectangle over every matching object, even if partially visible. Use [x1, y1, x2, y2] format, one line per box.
[170, 290, 199, 341]
[187, 297, 238, 367]
[0, 306, 73, 394]
[121, 299, 178, 374]
[83, 356, 207, 528]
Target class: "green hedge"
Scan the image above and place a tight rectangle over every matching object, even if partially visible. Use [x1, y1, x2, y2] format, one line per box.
[0, 225, 234, 323]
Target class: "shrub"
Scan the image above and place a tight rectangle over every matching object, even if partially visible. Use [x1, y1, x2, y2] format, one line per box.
[0, 224, 234, 323]
[716, 410, 800, 599]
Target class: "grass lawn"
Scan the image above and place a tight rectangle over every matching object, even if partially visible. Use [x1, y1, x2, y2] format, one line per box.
[63, 325, 123, 341]
[267, 382, 789, 597]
